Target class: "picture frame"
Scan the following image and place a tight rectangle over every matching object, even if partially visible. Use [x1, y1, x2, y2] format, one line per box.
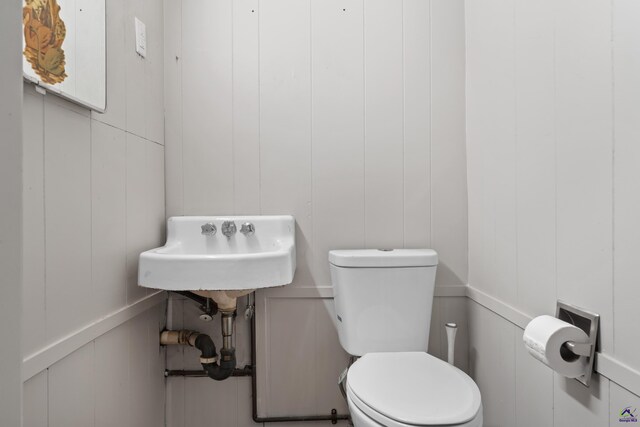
[22, 0, 106, 112]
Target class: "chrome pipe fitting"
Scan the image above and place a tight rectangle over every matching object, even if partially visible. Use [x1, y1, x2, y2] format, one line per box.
[221, 313, 235, 350]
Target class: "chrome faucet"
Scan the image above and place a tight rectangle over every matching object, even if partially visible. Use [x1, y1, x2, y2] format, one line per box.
[240, 222, 255, 236]
[201, 222, 217, 236]
[221, 221, 237, 239]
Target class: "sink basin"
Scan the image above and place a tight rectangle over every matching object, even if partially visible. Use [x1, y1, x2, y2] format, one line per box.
[138, 215, 296, 291]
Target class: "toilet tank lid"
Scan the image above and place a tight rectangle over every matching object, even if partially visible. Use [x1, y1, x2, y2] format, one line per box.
[328, 249, 438, 268]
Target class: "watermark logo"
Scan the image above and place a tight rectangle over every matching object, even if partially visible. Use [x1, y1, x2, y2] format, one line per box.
[619, 406, 638, 423]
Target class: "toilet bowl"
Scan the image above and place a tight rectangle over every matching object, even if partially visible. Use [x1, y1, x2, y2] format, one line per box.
[345, 352, 482, 427]
[329, 249, 483, 427]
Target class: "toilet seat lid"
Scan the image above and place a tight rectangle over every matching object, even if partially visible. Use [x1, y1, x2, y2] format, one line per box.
[347, 352, 481, 426]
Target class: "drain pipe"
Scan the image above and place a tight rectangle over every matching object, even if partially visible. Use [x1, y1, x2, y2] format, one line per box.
[160, 311, 237, 381]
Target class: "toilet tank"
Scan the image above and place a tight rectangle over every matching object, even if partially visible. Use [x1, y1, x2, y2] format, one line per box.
[329, 249, 438, 356]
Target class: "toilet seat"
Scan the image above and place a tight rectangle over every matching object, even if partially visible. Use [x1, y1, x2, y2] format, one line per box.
[347, 388, 483, 427]
[346, 352, 482, 427]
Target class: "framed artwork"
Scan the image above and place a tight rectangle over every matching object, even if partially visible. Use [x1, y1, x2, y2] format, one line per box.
[22, 0, 106, 112]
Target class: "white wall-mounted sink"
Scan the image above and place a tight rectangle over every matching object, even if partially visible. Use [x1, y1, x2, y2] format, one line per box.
[138, 215, 296, 292]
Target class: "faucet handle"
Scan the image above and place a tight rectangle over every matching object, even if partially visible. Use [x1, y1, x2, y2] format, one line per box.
[221, 221, 237, 238]
[240, 222, 255, 236]
[201, 222, 217, 236]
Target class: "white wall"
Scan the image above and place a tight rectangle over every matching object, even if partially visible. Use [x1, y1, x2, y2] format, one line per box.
[164, 0, 467, 425]
[0, 0, 24, 425]
[466, 0, 640, 425]
[21, 0, 167, 425]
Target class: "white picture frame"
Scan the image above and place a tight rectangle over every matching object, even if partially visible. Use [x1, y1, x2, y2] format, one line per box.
[22, 0, 106, 112]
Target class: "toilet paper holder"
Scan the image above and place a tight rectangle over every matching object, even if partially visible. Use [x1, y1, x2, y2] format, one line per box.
[556, 301, 600, 387]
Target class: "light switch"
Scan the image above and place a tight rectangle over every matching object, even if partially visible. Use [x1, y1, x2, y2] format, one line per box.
[134, 17, 147, 58]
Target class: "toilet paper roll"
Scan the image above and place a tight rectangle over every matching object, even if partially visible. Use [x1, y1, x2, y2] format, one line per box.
[523, 315, 589, 378]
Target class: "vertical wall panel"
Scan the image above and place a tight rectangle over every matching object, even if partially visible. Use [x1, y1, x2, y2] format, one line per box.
[514, 0, 556, 317]
[487, 0, 518, 306]
[126, 136, 166, 304]
[22, 89, 46, 356]
[314, 299, 351, 414]
[182, 0, 234, 214]
[233, 0, 261, 215]
[150, 306, 170, 427]
[554, 374, 610, 427]
[92, 0, 126, 129]
[126, 134, 152, 303]
[402, 0, 431, 249]
[486, 0, 517, 305]
[466, 0, 493, 290]
[311, 0, 365, 287]
[166, 298, 185, 427]
[129, 313, 152, 427]
[149, 305, 167, 427]
[164, 0, 184, 217]
[364, 0, 404, 248]
[44, 100, 93, 343]
[463, 0, 485, 294]
[124, 0, 166, 145]
[185, 379, 242, 426]
[49, 344, 95, 427]
[612, 0, 640, 371]
[259, 0, 313, 286]
[1, 6, 24, 421]
[514, 329, 553, 427]
[555, 0, 613, 352]
[95, 324, 130, 427]
[124, 0, 147, 138]
[92, 121, 127, 316]
[144, 0, 165, 145]
[264, 299, 318, 415]
[610, 383, 640, 426]
[465, 0, 517, 301]
[149, 142, 167, 239]
[430, 0, 467, 286]
[468, 301, 516, 427]
[23, 371, 48, 427]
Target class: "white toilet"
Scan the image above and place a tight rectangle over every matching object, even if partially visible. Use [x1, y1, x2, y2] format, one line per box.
[329, 249, 483, 427]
